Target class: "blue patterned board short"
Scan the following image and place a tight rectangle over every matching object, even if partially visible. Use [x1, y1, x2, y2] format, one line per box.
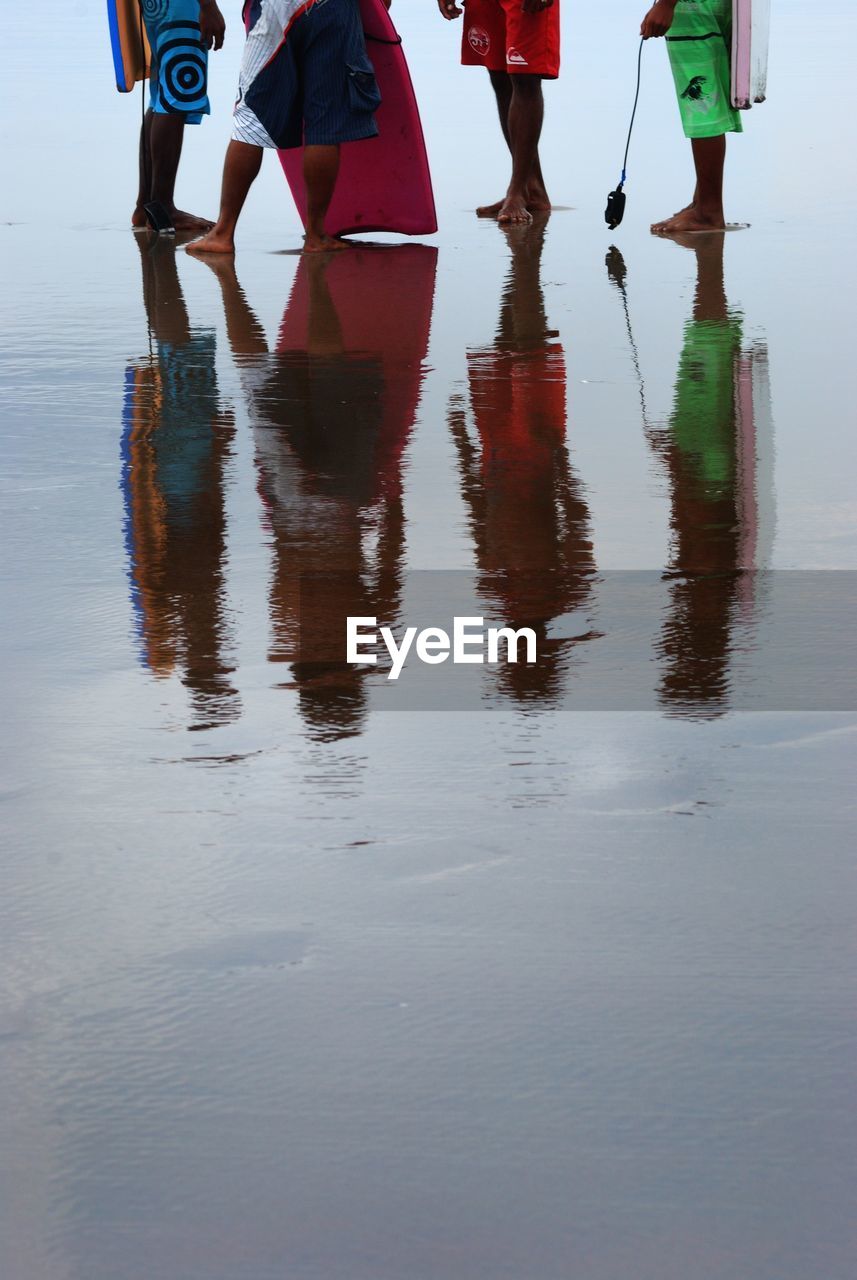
[142, 0, 210, 124]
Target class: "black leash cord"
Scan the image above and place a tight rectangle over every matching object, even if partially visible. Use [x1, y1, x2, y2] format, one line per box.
[619, 38, 645, 187]
[140, 3, 149, 196]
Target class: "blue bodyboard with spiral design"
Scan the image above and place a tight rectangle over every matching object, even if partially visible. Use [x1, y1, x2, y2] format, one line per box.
[108, 0, 209, 120]
[107, 0, 150, 92]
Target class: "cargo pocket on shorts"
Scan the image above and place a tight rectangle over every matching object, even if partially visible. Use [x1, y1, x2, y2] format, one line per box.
[346, 59, 382, 114]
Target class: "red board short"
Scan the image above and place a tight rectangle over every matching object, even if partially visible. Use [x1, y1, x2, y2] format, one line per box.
[461, 0, 560, 79]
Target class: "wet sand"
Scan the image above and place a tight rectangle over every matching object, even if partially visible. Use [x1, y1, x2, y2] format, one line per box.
[2, 2, 857, 1278]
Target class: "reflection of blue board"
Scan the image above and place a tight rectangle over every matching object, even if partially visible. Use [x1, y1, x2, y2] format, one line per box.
[121, 331, 222, 665]
[120, 364, 147, 641]
[107, 0, 150, 93]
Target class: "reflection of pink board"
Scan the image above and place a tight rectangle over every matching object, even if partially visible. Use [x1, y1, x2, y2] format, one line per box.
[732, 0, 770, 109]
[277, 245, 438, 489]
[734, 340, 775, 616]
[279, 0, 436, 237]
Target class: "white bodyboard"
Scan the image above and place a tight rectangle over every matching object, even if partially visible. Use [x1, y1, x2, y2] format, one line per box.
[732, 0, 771, 108]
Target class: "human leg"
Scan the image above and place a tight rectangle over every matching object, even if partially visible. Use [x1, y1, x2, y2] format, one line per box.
[133, 110, 154, 228]
[476, 70, 550, 217]
[297, 0, 381, 245]
[135, 0, 213, 229]
[654, 0, 741, 233]
[186, 140, 264, 254]
[653, 134, 726, 233]
[497, 74, 545, 224]
[476, 71, 513, 217]
[303, 145, 348, 252]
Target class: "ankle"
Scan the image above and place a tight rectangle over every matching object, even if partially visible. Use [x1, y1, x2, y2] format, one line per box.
[698, 205, 724, 223]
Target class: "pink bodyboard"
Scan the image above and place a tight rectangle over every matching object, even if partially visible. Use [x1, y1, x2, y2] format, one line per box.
[264, 0, 436, 237]
[732, 0, 770, 109]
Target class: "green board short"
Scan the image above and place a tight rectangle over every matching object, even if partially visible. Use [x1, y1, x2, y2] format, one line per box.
[666, 0, 743, 139]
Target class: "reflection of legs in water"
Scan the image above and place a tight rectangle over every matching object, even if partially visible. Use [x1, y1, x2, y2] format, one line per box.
[451, 220, 595, 703]
[653, 229, 737, 524]
[200, 252, 345, 364]
[133, 109, 213, 232]
[305, 256, 345, 355]
[683, 229, 728, 322]
[652, 231, 743, 713]
[477, 73, 551, 223]
[124, 240, 238, 727]
[135, 234, 192, 345]
[205, 254, 409, 740]
[652, 136, 727, 235]
[194, 254, 269, 358]
[495, 216, 555, 345]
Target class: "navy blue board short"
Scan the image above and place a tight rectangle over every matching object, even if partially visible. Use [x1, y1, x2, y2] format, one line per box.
[234, 0, 381, 149]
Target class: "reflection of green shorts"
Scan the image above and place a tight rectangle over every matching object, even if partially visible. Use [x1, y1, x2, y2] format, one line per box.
[671, 314, 743, 492]
[666, 0, 742, 138]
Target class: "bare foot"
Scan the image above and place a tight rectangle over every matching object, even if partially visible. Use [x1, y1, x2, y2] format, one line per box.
[303, 232, 349, 254]
[186, 230, 235, 256]
[171, 209, 215, 232]
[526, 179, 552, 213]
[476, 199, 506, 219]
[651, 202, 698, 234]
[132, 206, 213, 232]
[651, 207, 725, 236]
[497, 195, 532, 226]
[477, 187, 552, 218]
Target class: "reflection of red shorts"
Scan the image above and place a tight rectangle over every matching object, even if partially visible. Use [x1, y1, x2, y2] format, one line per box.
[468, 344, 567, 491]
[461, 0, 560, 79]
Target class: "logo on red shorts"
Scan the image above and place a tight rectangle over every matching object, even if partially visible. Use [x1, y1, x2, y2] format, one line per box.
[507, 47, 529, 67]
[467, 25, 491, 57]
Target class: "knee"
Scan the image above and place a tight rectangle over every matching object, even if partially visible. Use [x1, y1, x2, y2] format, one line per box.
[510, 74, 543, 100]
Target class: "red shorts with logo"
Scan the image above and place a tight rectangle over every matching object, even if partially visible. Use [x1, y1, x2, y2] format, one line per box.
[461, 0, 560, 79]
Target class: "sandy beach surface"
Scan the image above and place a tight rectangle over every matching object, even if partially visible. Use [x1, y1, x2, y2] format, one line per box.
[1, 2, 856, 1277]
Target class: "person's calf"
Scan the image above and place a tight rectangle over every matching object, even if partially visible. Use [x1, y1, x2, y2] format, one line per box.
[653, 136, 726, 234]
[689, 134, 726, 220]
[525, 171, 551, 212]
[147, 113, 186, 207]
[506, 76, 545, 199]
[136, 111, 214, 230]
[304, 144, 342, 247]
[187, 140, 264, 254]
[477, 72, 551, 216]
